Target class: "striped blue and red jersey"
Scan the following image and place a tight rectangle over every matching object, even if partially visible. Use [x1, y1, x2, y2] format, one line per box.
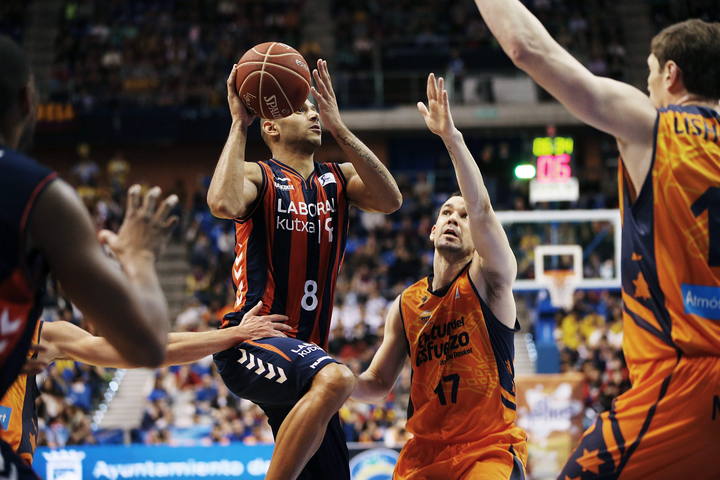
[0, 147, 56, 400]
[221, 158, 350, 350]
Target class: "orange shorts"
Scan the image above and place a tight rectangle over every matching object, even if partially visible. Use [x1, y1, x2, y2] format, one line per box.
[560, 355, 720, 479]
[394, 436, 526, 480]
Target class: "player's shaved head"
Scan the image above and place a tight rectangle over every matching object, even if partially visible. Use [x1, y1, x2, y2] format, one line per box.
[0, 35, 31, 118]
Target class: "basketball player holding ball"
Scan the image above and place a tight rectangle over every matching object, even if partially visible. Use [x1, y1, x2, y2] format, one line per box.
[208, 43, 402, 480]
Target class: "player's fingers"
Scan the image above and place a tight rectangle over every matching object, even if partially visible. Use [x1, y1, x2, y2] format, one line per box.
[161, 215, 179, 230]
[429, 72, 439, 100]
[126, 184, 142, 214]
[264, 314, 289, 322]
[97, 229, 118, 247]
[154, 194, 179, 223]
[142, 186, 162, 217]
[321, 60, 336, 97]
[417, 102, 429, 117]
[310, 86, 323, 102]
[28, 343, 48, 354]
[246, 300, 263, 317]
[312, 69, 327, 95]
[442, 88, 450, 110]
[227, 64, 237, 90]
[438, 76, 445, 94]
[21, 356, 49, 374]
[272, 323, 293, 332]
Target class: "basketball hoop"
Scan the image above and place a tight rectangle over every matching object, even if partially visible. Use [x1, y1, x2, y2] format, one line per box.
[534, 245, 583, 311]
[544, 270, 578, 311]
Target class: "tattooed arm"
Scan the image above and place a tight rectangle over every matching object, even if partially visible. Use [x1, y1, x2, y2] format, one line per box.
[311, 59, 402, 213]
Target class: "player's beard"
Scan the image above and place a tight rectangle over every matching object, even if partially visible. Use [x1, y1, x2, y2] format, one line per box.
[287, 134, 321, 155]
[435, 237, 470, 258]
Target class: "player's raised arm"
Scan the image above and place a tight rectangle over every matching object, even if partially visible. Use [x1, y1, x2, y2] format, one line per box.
[418, 74, 516, 327]
[311, 59, 402, 214]
[40, 301, 291, 369]
[29, 180, 178, 366]
[207, 64, 263, 219]
[472, 0, 657, 187]
[30, 182, 177, 367]
[353, 296, 407, 403]
[29, 185, 178, 367]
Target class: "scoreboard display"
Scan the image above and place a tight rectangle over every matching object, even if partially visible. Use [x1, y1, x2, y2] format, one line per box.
[528, 135, 579, 203]
[532, 136, 574, 183]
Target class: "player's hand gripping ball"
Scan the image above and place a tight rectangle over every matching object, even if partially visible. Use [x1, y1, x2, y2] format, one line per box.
[235, 42, 312, 119]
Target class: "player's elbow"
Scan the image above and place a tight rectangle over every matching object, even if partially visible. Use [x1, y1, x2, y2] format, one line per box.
[506, 40, 541, 70]
[467, 197, 493, 218]
[355, 371, 394, 402]
[207, 197, 243, 220]
[381, 192, 403, 214]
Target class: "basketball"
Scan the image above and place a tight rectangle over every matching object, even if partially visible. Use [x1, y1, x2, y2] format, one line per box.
[235, 42, 312, 120]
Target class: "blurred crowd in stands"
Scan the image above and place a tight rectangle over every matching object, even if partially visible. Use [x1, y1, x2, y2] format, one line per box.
[554, 290, 629, 424]
[334, 0, 626, 76]
[650, 0, 720, 29]
[40, 0, 628, 108]
[51, 0, 305, 109]
[36, 144, 626, 447]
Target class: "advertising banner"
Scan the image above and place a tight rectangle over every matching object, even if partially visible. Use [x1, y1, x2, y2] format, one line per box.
[516, 373, 585, 480]
[34, 373, 585, 480]
[34, 444, 401, 480]
[34, 444, 274, 480]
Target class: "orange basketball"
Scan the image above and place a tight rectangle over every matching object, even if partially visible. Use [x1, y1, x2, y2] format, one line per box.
[235, 42, 312, 119]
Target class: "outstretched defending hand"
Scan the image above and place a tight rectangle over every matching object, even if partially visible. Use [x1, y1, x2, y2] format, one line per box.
[417, 73, 457, 139]
[237, 301, 293, 340]
[98, 185, 178, 263]
[311, 59, 345, 135]
[227, 63, 256, 129]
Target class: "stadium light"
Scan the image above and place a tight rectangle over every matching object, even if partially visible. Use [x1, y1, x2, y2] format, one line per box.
[514, 163, 536, 180]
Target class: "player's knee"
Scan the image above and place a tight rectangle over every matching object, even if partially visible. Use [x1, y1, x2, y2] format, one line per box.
[314, 363, 356, 402]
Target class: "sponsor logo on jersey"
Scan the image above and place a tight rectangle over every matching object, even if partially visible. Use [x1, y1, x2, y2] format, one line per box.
[309, 356, 332, 369]
[273, 177, 294, 191]
[290, 343, 324, 358]
[275, 198, 335, 239]
[274, 176, 294, 190]
[277, 198, 335, 217]
[0, 406, 11, 430]
[318, 172, 336, 187]
[415, 316, 472, 367]
[681, 284, 720, 320]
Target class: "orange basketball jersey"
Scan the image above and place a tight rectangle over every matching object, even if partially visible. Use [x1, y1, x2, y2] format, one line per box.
[399, 266, 527, 451]
[0, 321, 41, 465]
[619, 105, 720, 376]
